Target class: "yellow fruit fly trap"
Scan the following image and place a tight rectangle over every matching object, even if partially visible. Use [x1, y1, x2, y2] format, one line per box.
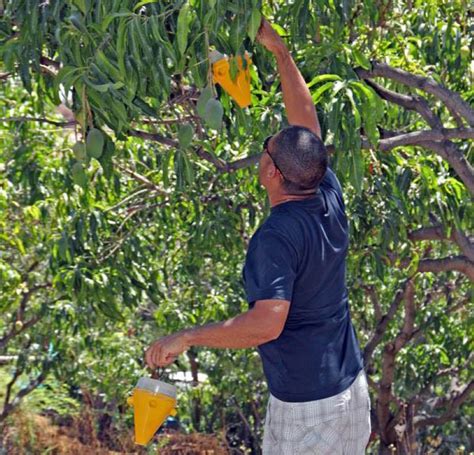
[210, 50, 252, 108]
[127, 377, 177, 446]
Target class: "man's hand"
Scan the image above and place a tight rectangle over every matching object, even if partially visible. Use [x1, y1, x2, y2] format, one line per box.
[256, 18, 287, 56]
[145, 331, 190, 369]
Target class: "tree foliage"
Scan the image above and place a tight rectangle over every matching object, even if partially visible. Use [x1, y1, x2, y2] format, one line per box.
[0, 0, 473, 453]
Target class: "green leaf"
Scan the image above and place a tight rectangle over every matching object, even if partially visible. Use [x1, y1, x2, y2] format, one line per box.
[177, 3, 190, 55]
[58, 234, 69, 261]
[98, 138, 115, 179]
[162, 150, 172, 186]
[97, 299, 125, 321]
[178, 123, 194, 149]
[133, 0, 158, 11]
[83, 77, 114, 93]
[16, 238, 26, 255]
[69, 12, 87, 34]
[350, 147, 364, 195]
[351, 82, 380, 145]
[406, 251, 420, 276]
[307, 74, 342, 89]
[132, 97, 157, 117]
[96, 50, 123, 82]
[86, 128, 104, 159]
[73, 0, 87, 15]
[174, 150, 185, 190]
[345, 88, 361, 130]
[352, 49, 371, 69]
[117, 19, 128, 75]
[182, 152, 194, 184]
[311, 81, 335, 104]
[101, 12, 133, 31]
[248, 8, 262, 42]
[229, 14, 243, 54]
[55, 66, 83, 95]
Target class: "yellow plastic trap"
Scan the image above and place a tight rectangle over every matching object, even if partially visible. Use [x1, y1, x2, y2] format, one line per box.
[212, 52, 252, 108]
[127, 377, 177, 446]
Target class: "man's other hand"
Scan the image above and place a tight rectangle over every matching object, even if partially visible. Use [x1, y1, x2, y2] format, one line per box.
[145, 331, 190, 369]
[256, 18, 287, 55]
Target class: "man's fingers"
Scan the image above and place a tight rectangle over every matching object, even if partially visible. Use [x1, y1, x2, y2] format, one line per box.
[145, 346, 154, 369]
[153, 344, 162, 368]
[146, 341, 162, 369]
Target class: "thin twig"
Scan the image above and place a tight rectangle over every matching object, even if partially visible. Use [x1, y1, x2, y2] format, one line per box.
[0, 116, 76, 127]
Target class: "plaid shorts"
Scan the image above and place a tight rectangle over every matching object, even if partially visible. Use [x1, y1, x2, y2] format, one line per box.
[262, 369, 371, 454]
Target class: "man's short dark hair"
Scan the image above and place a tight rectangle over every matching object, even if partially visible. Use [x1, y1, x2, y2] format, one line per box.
[271, 125, 328, 194]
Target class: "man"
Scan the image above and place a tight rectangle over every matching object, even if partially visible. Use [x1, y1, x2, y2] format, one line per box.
[146, 18, 371, 454]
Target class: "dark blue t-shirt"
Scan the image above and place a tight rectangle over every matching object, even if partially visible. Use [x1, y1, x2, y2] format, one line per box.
[242, 167, 363, 402]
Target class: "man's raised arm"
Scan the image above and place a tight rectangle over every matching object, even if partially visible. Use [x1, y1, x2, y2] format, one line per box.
[256, 19, 321, 139]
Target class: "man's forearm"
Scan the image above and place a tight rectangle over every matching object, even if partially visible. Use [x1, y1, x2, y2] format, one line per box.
[183, 309, 273, 349]
[274, 47, 322, 138]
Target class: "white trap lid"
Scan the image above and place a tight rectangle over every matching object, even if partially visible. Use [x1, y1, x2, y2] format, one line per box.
[135, 377, 177, 399]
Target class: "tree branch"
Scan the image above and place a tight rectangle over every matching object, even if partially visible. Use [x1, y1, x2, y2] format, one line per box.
[0, 315, 41, 351]
[417, 256, 474, 281]
[116, 164, 169, 195]
[408, 352, 473, 408]
[387, 252, 474, 281]
[0, 364, 51, 423]
[362, 284, 383, 322]
[363, 280, 411, 365]
[414, 380, 474, 428]
[377, 279, 416, 444]
[8, 110, 473, 194]
[137, 115, 197, 125]
[129, 128, 178, 147]
[363, 61, 474, 127]
[378, 128, 474, 151]
[0, 293, 65, 351]
[3, 365, 22, 415]
[386, 308, 471, 435]
[195, 147, 228, 171]
[408, 225, 474, 262]
[356, 75, 442, 129]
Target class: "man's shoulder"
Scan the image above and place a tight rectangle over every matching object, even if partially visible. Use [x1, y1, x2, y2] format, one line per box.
[320, 167, 343, 196]
[260, 211, 299, 235]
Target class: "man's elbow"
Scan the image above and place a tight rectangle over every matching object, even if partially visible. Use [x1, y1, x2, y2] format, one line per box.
[260, 324, 284, 343]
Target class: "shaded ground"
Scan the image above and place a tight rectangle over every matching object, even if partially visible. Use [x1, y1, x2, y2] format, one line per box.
[1, 411, 229, 454]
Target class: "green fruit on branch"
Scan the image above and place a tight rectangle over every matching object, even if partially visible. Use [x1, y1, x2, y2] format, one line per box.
[178, 123, 194, 148]
[204, 99, 223, 130]
[86, 128, 104, 159]
[72, 162, 87, 188]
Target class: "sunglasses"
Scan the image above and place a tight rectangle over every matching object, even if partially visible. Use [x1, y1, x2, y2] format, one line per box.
[263, 135, 289, 181]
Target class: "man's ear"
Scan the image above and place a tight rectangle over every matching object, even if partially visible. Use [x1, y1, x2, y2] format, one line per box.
[267, 166, 276, 178]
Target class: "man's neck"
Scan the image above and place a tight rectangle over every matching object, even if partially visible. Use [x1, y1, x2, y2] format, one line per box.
[269, 191, 316, 208]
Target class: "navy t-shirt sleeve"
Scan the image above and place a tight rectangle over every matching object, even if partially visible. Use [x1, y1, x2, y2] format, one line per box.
[320, 166, 345, 210]
[320, 167, 343, 196]
[243, 228, 297, 306]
